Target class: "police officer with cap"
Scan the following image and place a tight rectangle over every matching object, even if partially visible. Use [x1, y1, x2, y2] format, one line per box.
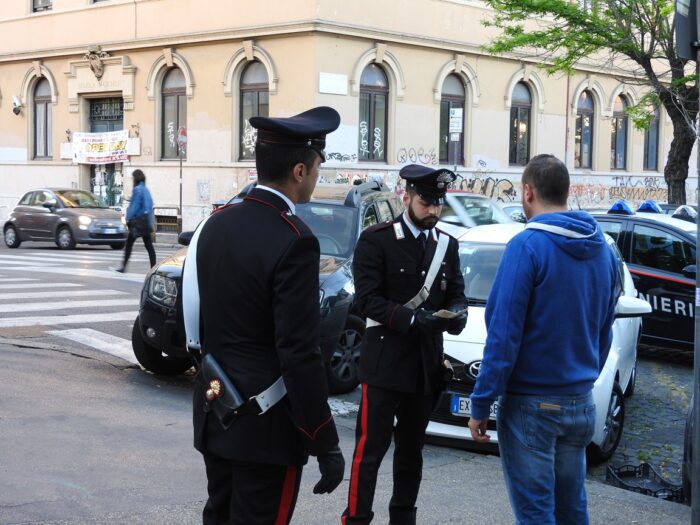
[186, 106, 345, 524]
[341, 165, 468, 525]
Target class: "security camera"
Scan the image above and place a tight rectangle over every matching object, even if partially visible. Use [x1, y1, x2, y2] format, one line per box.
[11, 96, 22, 115]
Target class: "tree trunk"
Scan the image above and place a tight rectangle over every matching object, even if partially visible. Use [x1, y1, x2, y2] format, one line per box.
[663, 117, 695, 205]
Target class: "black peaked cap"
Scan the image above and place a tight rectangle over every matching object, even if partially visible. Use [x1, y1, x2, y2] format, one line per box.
[400, 164, 456, 205]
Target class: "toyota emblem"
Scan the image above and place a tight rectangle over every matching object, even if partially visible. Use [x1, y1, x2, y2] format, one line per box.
[467, 360, 481, 379]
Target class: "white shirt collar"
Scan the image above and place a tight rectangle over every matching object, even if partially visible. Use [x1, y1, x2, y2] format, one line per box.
[256, 184, 296, 214]
[402, 211, 429, 239]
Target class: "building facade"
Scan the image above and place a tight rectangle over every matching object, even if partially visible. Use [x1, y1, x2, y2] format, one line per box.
[0, 0, 692, 229]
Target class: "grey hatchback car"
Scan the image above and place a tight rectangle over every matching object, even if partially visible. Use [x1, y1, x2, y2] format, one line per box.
[3, 188, 128, 249]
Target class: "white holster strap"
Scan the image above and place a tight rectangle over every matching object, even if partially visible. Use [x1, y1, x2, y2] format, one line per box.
[366, 232, 450, 328]
[182, 214, 288, 411]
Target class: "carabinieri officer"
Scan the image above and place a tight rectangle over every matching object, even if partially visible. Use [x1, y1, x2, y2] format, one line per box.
[341, 165, 468, 525]
[184, 107, 345, 525]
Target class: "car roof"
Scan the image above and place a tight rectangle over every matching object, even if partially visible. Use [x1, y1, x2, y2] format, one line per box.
[455, 223, 525, 244]
[446, 191, 490, 200]
[592, 211, 696, 233]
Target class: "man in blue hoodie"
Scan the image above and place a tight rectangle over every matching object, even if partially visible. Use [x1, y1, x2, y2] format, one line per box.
[468, 154, 618, 524]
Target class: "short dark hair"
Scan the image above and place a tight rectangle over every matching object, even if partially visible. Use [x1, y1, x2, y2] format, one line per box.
[522, 154, 569, 206]
[132, 169, 146, 185]
[255, 144, 318, 184]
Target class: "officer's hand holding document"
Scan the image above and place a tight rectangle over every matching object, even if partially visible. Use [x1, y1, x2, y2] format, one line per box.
[433, 307, 468, 319]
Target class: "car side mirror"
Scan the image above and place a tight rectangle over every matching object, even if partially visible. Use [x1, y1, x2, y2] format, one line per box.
[510, 212, 527, 223]
[178, 231, 194, 246]
[682, 265, 696, 279]
[42, 201, 57, 211]
[615, 295, 652, 318]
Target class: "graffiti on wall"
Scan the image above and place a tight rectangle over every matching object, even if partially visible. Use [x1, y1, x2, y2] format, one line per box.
[325, 152, 358, 162]
[396, 147, 438, 165]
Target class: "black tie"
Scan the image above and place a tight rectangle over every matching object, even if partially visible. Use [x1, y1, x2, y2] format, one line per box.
[417, 232, 427, 252]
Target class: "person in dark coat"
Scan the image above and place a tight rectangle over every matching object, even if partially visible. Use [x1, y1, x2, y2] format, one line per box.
[185, 107, 345, 525]
[112, 169, 156, 272]
[341, 165, 468, 525]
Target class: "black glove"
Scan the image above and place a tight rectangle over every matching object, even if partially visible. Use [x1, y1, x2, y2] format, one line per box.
[313, 446, 345, 494]
[447, 311, 467, 335]
[415, 308, 450, 333]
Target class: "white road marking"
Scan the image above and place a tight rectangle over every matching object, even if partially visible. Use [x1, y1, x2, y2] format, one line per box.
[0, 310, 136, 328]
[0, 289, 127, 301]
[48, 328, 138, 365]
[2, 266, 147, 283]
[0, 278, 38, 282]
[0, 282, 82, 290]
[0, 298, 138, 313]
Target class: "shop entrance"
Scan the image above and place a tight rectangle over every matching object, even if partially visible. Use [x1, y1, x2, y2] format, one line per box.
[89, 98, 124, 208]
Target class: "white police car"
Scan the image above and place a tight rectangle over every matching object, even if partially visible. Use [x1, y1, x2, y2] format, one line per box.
[592, 200, 696, 350]
[426, 223, 651, 464]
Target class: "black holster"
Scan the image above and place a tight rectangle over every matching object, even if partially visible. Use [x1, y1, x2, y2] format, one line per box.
[200, 353, 246, 430]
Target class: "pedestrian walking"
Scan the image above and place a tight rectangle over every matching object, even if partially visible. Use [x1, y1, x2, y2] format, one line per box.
[341, 165, 468, 525]
[182, 106, 345, 525]
[468, 154, 619, 524]
[112, 169, 156, 272]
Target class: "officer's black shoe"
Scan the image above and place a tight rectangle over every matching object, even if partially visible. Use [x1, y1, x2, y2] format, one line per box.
[110, 265, 125, 273]
[388, 507, 417, 525]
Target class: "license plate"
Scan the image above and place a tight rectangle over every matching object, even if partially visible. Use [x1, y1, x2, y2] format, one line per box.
[450, 395, 498, 420]
[103, 228, 118, 234]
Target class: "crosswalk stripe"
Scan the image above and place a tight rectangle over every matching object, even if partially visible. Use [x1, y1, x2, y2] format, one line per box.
[0, 289, 126, 300]
[0, 254, 154, 265]
[0, 310, 136, 328]
[0, 298, 138, 314]
[0, 278, 38, 282]
[0, 282, 82, 290]
[2, 266, 147, 283]
[48, 328, 138, 365]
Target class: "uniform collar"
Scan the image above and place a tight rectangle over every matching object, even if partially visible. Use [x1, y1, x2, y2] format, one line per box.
[402, 211, 430, 239]
[255, 185, 296, 214]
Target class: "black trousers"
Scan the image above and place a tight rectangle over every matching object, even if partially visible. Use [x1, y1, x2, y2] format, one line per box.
[122, 230, 156, 268]
[202, 453, 303, 525]
[342, 384, 436, 525]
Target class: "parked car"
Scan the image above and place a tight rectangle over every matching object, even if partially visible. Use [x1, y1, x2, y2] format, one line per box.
[425, 223, 651, 463]
[132, 181, 404, 393]
[591, 201, 696, 350]
[498, 201, 526, 223]
[3, 188, 127, 249]
[438, 191, 513, 229]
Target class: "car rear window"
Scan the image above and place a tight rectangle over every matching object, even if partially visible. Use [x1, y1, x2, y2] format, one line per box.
[459, 242, 507, 302]
[297, 203, 357, 258]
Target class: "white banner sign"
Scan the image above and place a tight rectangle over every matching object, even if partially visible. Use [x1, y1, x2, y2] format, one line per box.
[449, 108, 463, 133]
[72, 130, 129, 164]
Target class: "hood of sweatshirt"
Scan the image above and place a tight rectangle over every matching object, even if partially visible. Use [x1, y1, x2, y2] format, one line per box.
[526, 211, 606, 260]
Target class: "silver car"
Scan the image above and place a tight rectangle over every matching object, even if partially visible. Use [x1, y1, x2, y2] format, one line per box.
[3, 188, 128, 250]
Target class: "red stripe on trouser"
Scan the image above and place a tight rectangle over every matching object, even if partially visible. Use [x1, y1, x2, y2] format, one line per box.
[347, 383, 369, 516]
[274, 466, 297, 525]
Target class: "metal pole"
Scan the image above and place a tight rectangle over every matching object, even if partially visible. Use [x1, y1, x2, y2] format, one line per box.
[692, 47, 700, 524]
[179, 142, 183, 235]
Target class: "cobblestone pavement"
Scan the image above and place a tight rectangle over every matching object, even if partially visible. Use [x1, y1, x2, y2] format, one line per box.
[588, 346, 692, 493]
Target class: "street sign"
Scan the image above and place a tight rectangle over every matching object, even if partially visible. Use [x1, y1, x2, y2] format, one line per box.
[177, 126, 187, 151]
[676, 0, 699, 61]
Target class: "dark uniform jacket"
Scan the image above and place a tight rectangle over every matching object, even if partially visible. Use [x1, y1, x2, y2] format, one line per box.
[353, 216, 467, 394]
[192, 187, 339, 466]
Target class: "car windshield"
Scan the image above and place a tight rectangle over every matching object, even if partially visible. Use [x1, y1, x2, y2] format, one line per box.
[459, 242, 506, 303]
[453, 195, 512, 226]
[56, 190, 107, 208]
[296, 203, 357, 258]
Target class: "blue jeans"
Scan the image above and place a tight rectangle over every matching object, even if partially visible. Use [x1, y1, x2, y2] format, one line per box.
[496, 392, 595, 525]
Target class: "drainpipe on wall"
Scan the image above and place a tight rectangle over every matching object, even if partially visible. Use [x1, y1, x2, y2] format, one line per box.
[564, 74, 570, 168]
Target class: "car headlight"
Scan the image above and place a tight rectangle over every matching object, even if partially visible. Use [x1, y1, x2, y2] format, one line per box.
[78, 215, 92, 225]
[148, 274, 178, 307]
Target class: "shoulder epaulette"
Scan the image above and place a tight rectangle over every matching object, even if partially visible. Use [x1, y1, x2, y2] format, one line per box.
[367, 220, 394, 233]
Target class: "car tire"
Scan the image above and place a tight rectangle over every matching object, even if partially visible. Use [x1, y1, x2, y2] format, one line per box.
[3, 225, 21, 248]
[55, 226, 76, 250]
[131, 317, 193, 375]
[587, 381, 625, 465]
[110, 243, 125, 250]
[325, 314, 364, 394]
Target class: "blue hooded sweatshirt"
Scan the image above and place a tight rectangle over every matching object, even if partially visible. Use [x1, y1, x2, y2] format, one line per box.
[469, 211, 618, 421]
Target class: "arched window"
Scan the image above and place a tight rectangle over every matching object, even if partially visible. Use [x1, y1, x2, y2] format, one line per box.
[439, 74, 465, 165]
[611, 95, 628, 170]
[509, 82, 531, 166]
[644, 105, 660, 171]
[239, 61, 269, 161]
[34, 78, 52, 159]
[575, 90, 595, 169]
[161, 68, 186, 159]
[359, 64, 388, 162]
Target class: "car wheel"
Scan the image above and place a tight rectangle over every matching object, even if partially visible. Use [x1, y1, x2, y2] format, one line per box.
[587, 382, 625, 465]
[131, 317, 193, 375]
[110, 243, 125, 250]
[325, 314, 364, 394]
[55, 226, 76, 250]
[3, 225, 21, 248]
